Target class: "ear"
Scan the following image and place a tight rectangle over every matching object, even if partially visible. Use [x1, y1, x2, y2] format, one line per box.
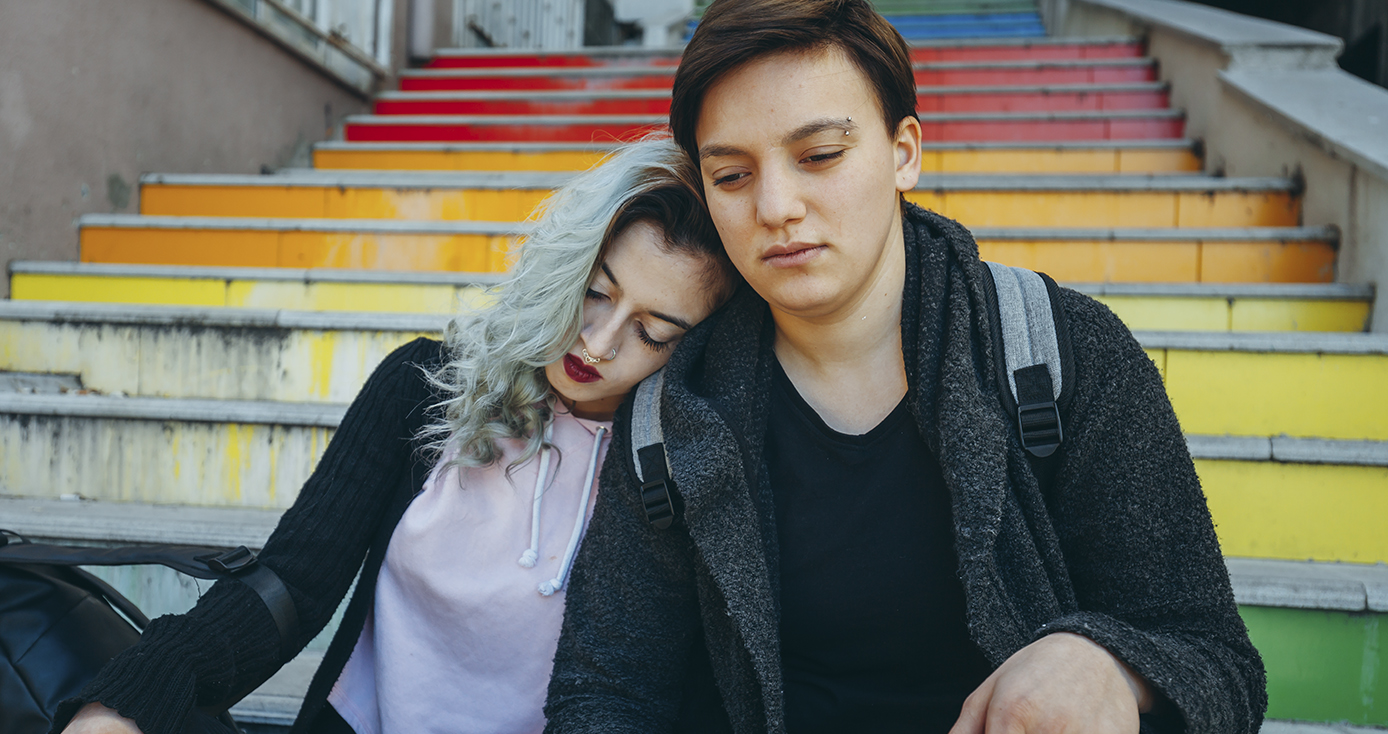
[893, 116, 922, 193]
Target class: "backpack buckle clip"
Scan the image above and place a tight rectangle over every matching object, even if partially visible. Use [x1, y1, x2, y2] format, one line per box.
[1018, 399, 1063, 458]
[200, 545, 258, 574]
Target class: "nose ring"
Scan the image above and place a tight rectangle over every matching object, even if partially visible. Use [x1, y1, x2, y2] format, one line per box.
[581, 348, 618, 365]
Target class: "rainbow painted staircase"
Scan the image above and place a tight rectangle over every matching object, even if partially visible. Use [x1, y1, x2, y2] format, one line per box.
[3, 1, 1386, 730]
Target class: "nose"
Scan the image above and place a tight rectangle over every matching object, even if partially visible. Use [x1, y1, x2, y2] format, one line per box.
[581, 311, 622, 361]
[754, 161, 806, 230]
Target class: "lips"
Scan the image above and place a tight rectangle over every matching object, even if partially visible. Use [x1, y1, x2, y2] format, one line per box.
[762, 241, 826, 268]
[563, 353, 602, 383]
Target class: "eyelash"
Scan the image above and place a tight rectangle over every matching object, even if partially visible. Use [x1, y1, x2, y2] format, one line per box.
[587, 288, 673, 353]
[710, 149, 846, 187]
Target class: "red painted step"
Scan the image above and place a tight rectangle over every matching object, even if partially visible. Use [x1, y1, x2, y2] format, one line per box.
[421, 40, 1145, 69]
[373, 84, 1171, 116]
[342, 110, 1184, 144]
[398, 59, 1157, 93]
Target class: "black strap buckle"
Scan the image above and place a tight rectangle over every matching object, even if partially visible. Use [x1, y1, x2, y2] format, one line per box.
[1018, 399, 1063, 458]
[641, 479, 675, 530]
[200, 545, 258, 574]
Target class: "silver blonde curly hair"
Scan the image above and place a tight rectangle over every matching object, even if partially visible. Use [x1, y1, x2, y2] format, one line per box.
[420, 135, 731, 470]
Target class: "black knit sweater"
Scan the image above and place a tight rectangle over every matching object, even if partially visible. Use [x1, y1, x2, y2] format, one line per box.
[51, 337, 446, 734]
[544, 205, 1267, 734]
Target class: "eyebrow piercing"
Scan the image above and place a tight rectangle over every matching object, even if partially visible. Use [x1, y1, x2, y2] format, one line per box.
[845, 117, 852, 135]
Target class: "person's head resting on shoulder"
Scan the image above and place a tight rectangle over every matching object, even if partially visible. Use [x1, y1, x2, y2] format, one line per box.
[669, 0, 923, 322]
[423, 136, 737, 472]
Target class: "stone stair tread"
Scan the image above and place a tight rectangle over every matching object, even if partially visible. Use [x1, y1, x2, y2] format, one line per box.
[310, 138, 1198, 152]
[134, 170, 1291, 192]
[0, 298, 449, 331]
[8, 493, 1384, 615]
[1135, 330, 1388, 354]
[398, 56, 1152, 79]
[342, 109, 1183, 125]
[8, 261, 504, 286]
[1069, 282, 1370, 299]
[1185, 435, 1388, 467]
[229, 651, 320, 726]
[374, 81, 1169, 101]
[0, 496, 279, 548]
[0, 392, 346, 426]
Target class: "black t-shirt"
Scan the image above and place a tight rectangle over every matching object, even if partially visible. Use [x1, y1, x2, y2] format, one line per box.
[766, 361, 994, 733]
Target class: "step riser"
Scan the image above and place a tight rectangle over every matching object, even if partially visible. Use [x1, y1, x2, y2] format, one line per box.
[980, 238, 1334, 283]
[1201, 460, 1388, 564]
[0, 415, 331, 509]
[397, 66, 1156, 92]
[342, 116, 1183, 143]
[1241, 605, 1388, 726]
[420, 44, 1144, 70]
[14, 275, 1364, 329]
[4, 422, 1379, 566]
[373, 90, 1170, 116]
[10, 273, 484, 313]
[0, 321, 429, 402]
[1157, 350, 1388, 442]
[136, 187, 1295, 228]
[311, 147, 1202, 174]
[79, 231, 1331, 282]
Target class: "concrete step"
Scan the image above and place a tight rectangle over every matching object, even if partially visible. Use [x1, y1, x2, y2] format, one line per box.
[1141, 331, 1388, 443]
[396, 58, 1156, 92]
[10, 263, 1367, 330]
[75, 218, 1334, 282]
[886, 12, 1048, 40]
[371, 82, 1171, 116]
[1189, 435, 1388, 564]
[310, 139, 1202, 175]
[1071, 282, 1371, 332]
[419, 37, 1143, 69]
[132, 171, 1298, 228]
[4, 494, 1381, 728]
[0, 301, 440, 402]
[74, 217, 1333, 283]
[8, 262, 498, 312]
[340, 108, 1184, 143]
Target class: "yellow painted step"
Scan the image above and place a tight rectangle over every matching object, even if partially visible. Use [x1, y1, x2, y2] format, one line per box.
[1140, 332, 1388, 443]
[75, 216, 1336, 284]
[0, 302, 439, 402]
[1191, 436, 1388, 564]
[9, 263, 496, 313]
[13, 264, 1370, 332]
[312, 140, 1202, 175]
[138, 173, 1299, 228]
[1074, 283, 1371, 332]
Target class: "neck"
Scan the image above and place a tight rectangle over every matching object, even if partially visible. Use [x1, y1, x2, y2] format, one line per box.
[772, 225, 907, 378]
[770, 219, 909, 434]
[556, 394, 618, 423]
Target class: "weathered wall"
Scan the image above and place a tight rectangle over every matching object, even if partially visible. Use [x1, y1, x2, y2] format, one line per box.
[0, 0, 377, 298]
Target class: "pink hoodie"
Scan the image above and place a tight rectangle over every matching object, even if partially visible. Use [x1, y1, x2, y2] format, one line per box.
[328, 412, 611, 734]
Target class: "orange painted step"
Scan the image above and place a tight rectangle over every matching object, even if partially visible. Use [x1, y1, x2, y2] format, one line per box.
[77, 215, 1335, 284]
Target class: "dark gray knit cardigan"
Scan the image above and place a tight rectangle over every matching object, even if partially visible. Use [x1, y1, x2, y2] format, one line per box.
[545, 204, 1266, 734]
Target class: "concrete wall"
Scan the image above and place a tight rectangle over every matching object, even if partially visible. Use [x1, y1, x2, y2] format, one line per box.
[0, 0, 379, 298]
[1044, 0, 1388, 331]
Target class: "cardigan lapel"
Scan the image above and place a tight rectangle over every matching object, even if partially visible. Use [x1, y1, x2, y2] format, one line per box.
[660, 286, 785, 729]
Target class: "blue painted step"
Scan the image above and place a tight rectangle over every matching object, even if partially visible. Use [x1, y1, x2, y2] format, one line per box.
[685, 12, 1047, 42]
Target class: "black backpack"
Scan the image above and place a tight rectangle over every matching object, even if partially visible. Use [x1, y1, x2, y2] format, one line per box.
[631, 262, 1075, 529]
[0, 530, 300, 734]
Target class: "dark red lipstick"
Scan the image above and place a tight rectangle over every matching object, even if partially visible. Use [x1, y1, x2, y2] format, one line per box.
[563, 353, 602, 383]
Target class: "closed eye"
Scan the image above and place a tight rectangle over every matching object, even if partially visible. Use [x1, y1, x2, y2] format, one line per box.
[585, 288, 608, 301]
[803, 149, 845, 165]
[636, 323, 674, 353]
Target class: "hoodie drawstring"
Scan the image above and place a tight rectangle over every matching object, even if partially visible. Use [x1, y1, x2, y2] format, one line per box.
[517, 422, 608, 597]
[517, 423, 555, 569]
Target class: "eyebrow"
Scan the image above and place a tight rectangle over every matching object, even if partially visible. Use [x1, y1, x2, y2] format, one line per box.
[600, 262, 694, 332]
[698, 116, 858, 161]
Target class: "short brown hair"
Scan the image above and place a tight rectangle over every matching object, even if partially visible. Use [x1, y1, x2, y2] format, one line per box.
[669, 0, 918, 164]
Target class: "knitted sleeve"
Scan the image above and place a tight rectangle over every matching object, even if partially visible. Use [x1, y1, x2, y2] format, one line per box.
[544, 398, 704, 734]
[50, 337, 445, 734]
[1035, 291, 1266, 734]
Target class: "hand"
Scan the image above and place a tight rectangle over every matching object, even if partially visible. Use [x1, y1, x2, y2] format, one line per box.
[61, 702, 145, 734]
[949, 632, 1153, 734]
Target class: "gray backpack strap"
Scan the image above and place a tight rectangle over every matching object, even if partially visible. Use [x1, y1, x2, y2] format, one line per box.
[630, 368, 677, 529]
[980, 261, 1073, 459]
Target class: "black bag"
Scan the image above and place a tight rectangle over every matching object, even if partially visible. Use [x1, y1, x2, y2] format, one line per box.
[0, 529, 300, 734]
